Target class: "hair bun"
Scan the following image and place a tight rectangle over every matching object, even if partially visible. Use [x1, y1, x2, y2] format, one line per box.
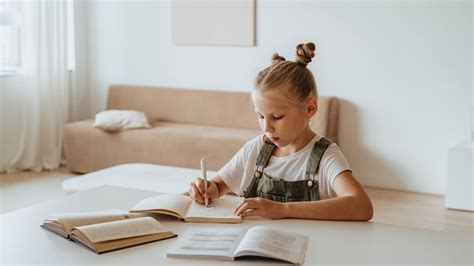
[271, 53, 286, 65]
[295, 42, 316, 67]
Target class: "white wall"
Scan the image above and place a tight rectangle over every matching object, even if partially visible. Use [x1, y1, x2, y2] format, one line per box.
[85, 0, 472, 195]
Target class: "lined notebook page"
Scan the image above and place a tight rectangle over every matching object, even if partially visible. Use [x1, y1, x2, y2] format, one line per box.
[185, 195, 243, 219]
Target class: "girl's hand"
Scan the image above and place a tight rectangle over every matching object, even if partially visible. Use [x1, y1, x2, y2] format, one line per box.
[234, 197, 286, 219]
[189, 178, 220, 205]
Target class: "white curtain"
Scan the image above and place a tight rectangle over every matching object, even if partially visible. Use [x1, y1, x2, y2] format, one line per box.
[0, 0, 85, 173]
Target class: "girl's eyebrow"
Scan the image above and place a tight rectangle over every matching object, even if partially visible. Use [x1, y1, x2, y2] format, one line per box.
[254, 103, 289, 115]
[254, 110, 284, 116]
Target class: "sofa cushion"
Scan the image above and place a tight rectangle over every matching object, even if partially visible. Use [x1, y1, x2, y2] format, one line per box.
[107, 85, 258, 129]
[93, 110, 151, 132]
[64, 120, 261, 173]
[106, 85, 338, 142]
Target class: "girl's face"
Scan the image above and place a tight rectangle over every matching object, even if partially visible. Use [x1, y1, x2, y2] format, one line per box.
[251, 90, 317, 148]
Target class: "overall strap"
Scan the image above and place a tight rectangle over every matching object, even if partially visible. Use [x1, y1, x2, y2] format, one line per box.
[255, 139, 277, 169]
[242, 138, 276, 197]
[305, 137, 332, 178]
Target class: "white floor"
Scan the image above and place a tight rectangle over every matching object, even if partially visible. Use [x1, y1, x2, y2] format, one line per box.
[0, 167, 78, 214]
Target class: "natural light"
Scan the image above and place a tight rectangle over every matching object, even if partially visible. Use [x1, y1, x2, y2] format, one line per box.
[0, 2, 21, 74]
[0, 1, 75, 75]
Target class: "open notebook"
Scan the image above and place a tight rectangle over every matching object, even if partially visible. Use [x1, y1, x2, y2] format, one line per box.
[167, 226, 308, 265]
[41, 210, 176, 254]
[129, 194, 243, 223]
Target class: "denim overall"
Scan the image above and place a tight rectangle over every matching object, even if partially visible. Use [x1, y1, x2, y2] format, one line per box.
[242, 137, 332, 202]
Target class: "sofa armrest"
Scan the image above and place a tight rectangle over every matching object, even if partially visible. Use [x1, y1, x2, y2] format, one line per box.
[311, 96, 339, 143]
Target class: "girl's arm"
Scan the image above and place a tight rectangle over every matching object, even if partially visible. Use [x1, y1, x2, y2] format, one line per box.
[234, 171, 374, 221]
[283, 171, 373, 220]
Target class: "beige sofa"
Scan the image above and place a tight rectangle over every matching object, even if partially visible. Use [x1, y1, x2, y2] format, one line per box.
[64, 85, 339, 173]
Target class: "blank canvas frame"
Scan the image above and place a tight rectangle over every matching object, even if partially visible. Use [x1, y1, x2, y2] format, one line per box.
[172, 0, 255, 46]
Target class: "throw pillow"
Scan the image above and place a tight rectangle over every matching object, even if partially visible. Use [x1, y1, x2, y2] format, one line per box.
[93, 110, 151, 132]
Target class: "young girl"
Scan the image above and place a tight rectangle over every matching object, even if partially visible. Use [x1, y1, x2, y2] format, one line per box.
[189, 42, 373, 221]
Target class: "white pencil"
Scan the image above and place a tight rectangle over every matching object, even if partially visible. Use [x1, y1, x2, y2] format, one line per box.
[200, 158, 208, 207]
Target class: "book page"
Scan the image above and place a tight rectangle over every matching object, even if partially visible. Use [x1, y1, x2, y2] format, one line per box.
[167, 227, 246, 260]
[234, 226, 308, 264]
[185, 195, 243, 222]
[130, 194, 192, 218]
[73, 217, 169, 243]
[44, 209, 143, 233]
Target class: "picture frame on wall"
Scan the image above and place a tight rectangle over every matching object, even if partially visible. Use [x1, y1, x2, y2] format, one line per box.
[172, 0, 256, 46]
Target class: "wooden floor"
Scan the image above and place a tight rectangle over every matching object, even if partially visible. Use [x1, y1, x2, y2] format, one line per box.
[0, 167, 78, 214]
[366, 187, 472, 234]
[1, 168, 473, 233]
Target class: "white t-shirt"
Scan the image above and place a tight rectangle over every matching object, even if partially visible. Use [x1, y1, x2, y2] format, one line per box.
[218, 134, 352, 199]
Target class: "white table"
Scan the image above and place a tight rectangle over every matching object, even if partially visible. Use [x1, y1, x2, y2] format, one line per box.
[1, 185, 472, 265]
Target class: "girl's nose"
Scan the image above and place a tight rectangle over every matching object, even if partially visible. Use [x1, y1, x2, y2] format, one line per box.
[263, 120, 274, 133]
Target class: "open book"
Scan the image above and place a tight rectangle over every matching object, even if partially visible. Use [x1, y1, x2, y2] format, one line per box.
[129, 194, 243, 223]
[166, 226, 308, 265]
[41, 210, 176, 254]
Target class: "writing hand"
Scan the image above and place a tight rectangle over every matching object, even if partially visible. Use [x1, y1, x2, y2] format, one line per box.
[189, 177, 219, 205]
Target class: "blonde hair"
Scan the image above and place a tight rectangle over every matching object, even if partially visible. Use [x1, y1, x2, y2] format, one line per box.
[255, 42, 317, 104]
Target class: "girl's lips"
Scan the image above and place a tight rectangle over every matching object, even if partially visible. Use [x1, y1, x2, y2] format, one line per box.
[270, 137, 279, 141]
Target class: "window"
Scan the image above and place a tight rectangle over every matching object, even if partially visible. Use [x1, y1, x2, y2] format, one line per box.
[0, 1, 76, 76]
[0, 1, 21, 75]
